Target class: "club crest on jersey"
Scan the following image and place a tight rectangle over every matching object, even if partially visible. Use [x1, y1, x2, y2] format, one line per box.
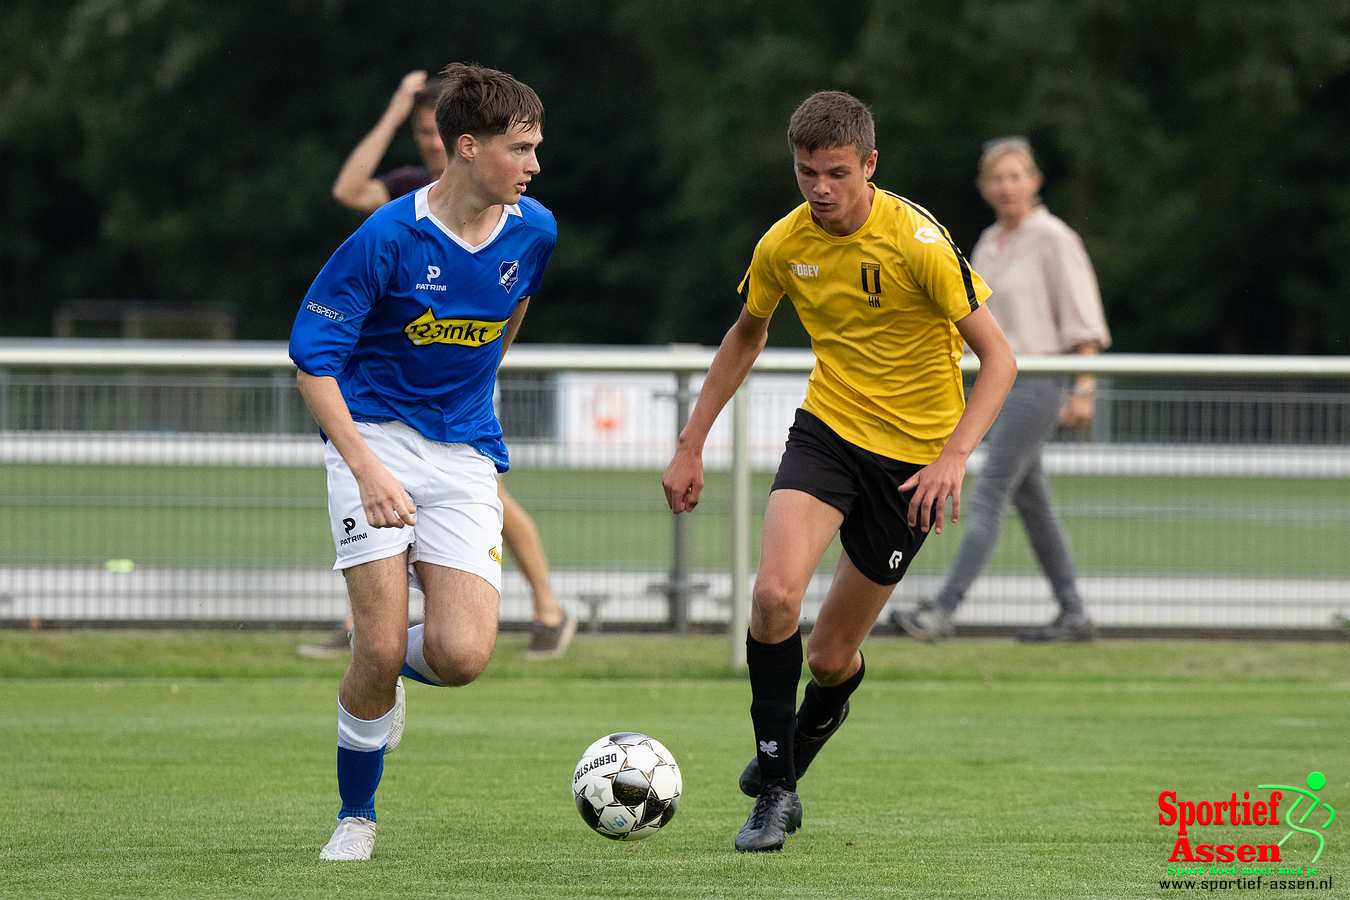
[403, 308, 508, 347]
[498, 259, 520, 292]
[860, 261, 882, 308]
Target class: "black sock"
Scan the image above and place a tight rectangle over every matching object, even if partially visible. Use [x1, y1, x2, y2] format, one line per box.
[746, 629, 803, 791]
[797, 651, 864, 736]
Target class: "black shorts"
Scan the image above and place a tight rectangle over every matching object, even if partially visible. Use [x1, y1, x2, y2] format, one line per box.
[770, 409, 929, 586]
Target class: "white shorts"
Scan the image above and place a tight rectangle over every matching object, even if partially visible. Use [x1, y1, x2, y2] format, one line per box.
[325, 421, 503, 593]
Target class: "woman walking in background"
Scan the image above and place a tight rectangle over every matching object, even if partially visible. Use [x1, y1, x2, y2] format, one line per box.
[894, 137, 1110, 642]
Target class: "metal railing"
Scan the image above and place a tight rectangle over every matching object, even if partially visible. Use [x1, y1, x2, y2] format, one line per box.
[2, 339, 1348, 646]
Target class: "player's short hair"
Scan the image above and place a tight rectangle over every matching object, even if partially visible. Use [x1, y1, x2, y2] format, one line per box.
[788, 91, 875, 160]
[412, 78, 443, 113]
[435, 62, 543, 147]
[978, 136, 1041, 182]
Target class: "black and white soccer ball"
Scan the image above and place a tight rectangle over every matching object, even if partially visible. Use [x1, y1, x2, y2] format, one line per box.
[572, 732, 682, 841]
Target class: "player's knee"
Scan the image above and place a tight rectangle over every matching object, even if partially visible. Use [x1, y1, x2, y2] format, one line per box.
[354, 632, 407, 679]
[422, 634, 492, 687]
[433, 653, 490, 687]
[752, 578, 802, 628]
[806, 647, 854, 685]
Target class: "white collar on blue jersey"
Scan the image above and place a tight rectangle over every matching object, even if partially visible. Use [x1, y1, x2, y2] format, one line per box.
[415, 183, 522, 254]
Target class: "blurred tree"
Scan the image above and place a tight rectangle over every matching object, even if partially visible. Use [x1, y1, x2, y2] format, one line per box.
[0, 0, 667, 342]
[1, 0, 1347, 352]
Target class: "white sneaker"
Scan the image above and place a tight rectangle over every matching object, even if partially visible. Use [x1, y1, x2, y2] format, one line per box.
[384, 677, 406, 755]
[319, 816, 376, 860]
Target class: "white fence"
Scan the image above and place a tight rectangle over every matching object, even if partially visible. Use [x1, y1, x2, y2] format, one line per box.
[1, 339, 1349, 635]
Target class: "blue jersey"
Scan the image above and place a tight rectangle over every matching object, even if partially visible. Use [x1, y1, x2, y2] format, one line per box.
[289, 185, 557, 471]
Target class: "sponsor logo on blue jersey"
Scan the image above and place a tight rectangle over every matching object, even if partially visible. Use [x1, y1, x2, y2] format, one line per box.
[416, 262, 448, 291]
[403, 308, 507, 347]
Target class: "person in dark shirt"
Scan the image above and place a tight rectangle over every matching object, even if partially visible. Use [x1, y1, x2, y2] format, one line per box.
[331, 70, 447, 210]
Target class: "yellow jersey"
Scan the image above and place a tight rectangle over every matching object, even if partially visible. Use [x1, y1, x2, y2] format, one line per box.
[738, 186, 990, 464]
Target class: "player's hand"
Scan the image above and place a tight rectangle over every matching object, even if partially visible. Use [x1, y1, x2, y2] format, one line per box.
[354, 462, 417, 529]
[387, 70, 428, 120]
[662, 448, 705, 514]
[898, 452, 966, 535]
[1059, 392, 1095, 428]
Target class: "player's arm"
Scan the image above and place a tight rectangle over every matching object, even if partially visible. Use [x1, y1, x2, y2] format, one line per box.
[331, 70, 427, 213]
[500, 298, 531, 356]
[900, 305, 1016, 533]
[661, 307, 770, 513]
[295, 372, 416, 529]
[289, 221, 412, 528]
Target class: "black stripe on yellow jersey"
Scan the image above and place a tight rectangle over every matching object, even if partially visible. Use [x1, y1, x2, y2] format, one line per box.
[882, 189, 980, 313]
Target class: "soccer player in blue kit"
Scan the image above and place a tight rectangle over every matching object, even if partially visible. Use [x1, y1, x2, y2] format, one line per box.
[288, 63, 555, 861]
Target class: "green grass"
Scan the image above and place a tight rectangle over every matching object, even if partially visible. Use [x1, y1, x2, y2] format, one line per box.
[3, 631, 1348, 898]
[4, 464, 1350, 577]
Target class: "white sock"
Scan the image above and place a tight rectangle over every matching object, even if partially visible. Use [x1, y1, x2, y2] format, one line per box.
[404, 623, 447, 687]
[336, 698, 395, 751]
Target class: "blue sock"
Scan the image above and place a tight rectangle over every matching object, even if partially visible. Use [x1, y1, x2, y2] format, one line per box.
[399, 661, 441, 686]
[335, 699, 395, 821]
[337, 746, 384, 821]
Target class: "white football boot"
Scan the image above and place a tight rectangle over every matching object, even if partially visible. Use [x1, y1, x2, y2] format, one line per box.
[384, 677, 406, 755]
[319, 816, 376, 861]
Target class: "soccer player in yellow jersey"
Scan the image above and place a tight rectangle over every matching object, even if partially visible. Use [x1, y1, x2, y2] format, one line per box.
[662, 91, 1017, 852]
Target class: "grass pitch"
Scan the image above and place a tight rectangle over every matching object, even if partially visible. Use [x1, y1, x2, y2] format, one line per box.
[2, 631, 1347, 899]
[6, 464, 1349, 578]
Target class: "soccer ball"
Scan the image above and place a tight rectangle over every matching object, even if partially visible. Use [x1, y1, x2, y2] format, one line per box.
[572, 732, 682, 841]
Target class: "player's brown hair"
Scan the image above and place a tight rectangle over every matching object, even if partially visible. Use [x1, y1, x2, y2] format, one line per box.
[788, 91, 875, 160]
[434, 62, 543, 146]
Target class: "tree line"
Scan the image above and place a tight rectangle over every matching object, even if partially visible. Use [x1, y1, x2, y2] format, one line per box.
[3, 0, 1348, 352]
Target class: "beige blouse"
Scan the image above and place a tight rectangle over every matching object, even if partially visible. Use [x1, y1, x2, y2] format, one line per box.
[970, 206, 1111, 355]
